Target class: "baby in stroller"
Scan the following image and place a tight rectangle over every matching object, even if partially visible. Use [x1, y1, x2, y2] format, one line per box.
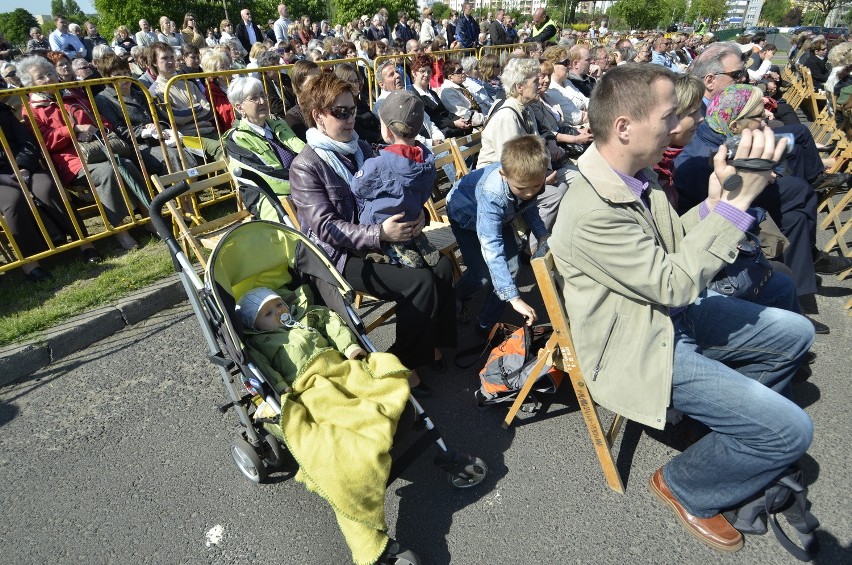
[236, 285, 419, 565]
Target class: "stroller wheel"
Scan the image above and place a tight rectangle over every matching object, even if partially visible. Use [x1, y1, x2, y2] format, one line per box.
[447, 456, 489, 489]
[261, 433, 287, 470]
[376, 539, 421, 565]
[230, 438, 268, 483]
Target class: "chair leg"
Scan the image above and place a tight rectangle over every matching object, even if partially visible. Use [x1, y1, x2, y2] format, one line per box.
[561, 346, 625, 494]
[502, 337, 556, 428]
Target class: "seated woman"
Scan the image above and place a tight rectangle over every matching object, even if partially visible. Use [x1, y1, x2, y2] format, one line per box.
[224, 76, 305, 221]
[199, 50, 236, 134]
[460, 55, 495, 115]
[17, 55, 146, 251]
[333, 63, 384, 146]
[409, 54, 472, 139]
[542, 45, 586, 127]
[289, 72, 455, 393]
[283, 60, 321, 142]
[477, 57, 569, 248]
[147, 42, 223, 163]
[0, 98, 100, 281]
[673, 84, 825, 313]
[439, 58, 485, 128]
[800, 38, 830, 91]
[529, 59, 593, 165]
[112, 26, 137, 51]
[94, 52, 197, 178]
[478, 54, 504, 101]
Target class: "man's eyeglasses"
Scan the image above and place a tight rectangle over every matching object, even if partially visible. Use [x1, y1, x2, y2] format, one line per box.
[329, 105, 357, 120]
[713, 68, 746, 81]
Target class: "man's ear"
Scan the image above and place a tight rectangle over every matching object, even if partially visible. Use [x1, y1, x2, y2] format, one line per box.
[703, 74, 714, 95]
[614, 115, 631, 141]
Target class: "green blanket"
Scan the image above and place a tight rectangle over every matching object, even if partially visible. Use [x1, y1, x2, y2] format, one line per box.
[275, 349, 410, 565]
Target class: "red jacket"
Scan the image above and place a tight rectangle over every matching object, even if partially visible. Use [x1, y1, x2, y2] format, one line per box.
[29, 94, 113, 184]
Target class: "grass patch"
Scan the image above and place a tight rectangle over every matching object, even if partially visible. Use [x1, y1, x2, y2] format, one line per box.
[0, 233, 175, 346]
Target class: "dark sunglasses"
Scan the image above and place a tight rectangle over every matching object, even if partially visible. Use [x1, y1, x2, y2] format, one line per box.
[556, 59, 569, 66]
[450, 68, 464, 75]
[328, 105, 357, 120]
[714, 69, 746, 81]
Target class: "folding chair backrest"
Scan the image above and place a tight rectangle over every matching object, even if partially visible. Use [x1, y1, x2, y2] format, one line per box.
[426, 140, 458, 222]
[451, 131, 483, 176]
[150, 159, 250, 267]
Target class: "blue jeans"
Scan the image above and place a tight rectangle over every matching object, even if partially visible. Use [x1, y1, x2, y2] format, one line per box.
[451, 221, 519, 329]
[662, 292, 814, 517]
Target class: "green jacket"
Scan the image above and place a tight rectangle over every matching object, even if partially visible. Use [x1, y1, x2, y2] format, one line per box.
[549, 145, 744, 429]
[244, 285, 361, 392]
[225, 118, 305, 222]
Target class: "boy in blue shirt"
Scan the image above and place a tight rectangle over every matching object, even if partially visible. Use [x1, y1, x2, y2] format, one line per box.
[447, 135, 550, 333]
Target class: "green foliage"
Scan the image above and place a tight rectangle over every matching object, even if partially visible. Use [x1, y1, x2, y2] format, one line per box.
[800, 10, 825, 27]
[431, 2, 452, 21]
[686, 0, 728, 25]
[782, 7, 803, 26]
[0, 9, 38, 46]
[326, 0, 416, 26]
[663, 0, 688, 25]
[51, 0, 86, 22]
[760, 0, 791, 25]
[609, 0, 666, 30]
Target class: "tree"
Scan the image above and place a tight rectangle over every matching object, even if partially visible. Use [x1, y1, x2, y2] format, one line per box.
[609, 0, 666, 30]
[51, 0, 85, 20]
[760, 0, 791, 25]
[686, 0, 727, 26]
[806, 0, 852, 27]
[431, 2, 452, 21]
[781, 7, 803, 26]
[0, 8, 38, 46]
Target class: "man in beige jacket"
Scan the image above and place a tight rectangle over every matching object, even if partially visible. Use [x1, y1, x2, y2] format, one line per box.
[550, 64, 814, 553]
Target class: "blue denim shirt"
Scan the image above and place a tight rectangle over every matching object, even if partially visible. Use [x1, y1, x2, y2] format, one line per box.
[447, 163, 547, 301]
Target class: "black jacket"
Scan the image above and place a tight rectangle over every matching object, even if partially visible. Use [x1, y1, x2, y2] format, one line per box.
[488, 20, 508, 45]
[235, 20, 265, 53]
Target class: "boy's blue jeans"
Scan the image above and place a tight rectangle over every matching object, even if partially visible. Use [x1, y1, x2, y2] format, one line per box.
[451, 221, 519, 330]
[662, 291, 814, 518]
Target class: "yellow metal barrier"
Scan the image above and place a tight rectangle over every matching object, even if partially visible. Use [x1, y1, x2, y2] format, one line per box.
[0, 76, 168, 274]
[478, 43, 526, 64]
[372, 48, 477, 107]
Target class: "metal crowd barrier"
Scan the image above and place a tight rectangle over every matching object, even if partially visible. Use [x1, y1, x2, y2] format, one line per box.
[372, 48, 477, 107]
[478, 43, 526, 65]
[0, 77, 168, 273]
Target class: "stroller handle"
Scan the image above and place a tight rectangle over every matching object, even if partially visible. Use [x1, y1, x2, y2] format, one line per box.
[150, 180, 191, 258]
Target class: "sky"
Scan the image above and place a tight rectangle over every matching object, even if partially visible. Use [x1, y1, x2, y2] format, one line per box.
[10, 0, 96, 17]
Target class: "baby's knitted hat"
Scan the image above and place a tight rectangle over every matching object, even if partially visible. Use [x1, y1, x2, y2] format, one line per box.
[236, 287, 279, 329]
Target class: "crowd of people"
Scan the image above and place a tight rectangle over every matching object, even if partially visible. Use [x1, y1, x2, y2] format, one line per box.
[1, 5, 851, 563]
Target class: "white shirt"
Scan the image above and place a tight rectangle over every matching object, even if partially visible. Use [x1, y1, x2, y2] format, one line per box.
[374, 89, 442, 145]
[546, 79, 586, 125]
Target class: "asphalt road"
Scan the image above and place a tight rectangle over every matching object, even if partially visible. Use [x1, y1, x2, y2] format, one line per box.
[1, 257, 850, 564]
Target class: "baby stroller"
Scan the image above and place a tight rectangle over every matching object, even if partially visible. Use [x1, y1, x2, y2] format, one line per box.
[148, 172, 488, 562]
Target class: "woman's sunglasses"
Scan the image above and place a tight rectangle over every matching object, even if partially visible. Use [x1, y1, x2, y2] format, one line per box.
[329, 105, 357, 120]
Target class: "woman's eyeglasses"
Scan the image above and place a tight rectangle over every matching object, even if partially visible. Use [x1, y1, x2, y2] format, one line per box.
[450, 68, 465, 75]
[329, 105, 357, 120]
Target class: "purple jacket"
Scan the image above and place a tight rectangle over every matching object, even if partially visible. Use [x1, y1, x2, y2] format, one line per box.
[289, 141, 378, 271]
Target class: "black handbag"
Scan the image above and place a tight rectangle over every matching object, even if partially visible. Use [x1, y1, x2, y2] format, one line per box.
[707, 232, 773, 299]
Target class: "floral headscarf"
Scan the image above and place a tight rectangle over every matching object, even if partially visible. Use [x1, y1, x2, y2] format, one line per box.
[704, 84, 764, 137]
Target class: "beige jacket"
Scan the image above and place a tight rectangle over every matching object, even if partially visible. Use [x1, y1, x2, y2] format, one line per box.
[549, 144, 745, 429]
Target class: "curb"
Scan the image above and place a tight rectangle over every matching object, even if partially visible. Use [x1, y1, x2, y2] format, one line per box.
[0, 274, 187, 386]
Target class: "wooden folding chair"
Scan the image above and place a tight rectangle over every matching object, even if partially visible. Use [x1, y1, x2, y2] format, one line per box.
[150, 160, 250, 268]
[799, 67, 827, 120]
[502, 250, 627, 494]
[450, 131, 483, 176]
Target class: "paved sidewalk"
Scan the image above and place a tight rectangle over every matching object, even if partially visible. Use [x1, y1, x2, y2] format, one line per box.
[0, 274, 186, 386]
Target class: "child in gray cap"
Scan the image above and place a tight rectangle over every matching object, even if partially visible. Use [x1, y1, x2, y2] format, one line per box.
[351, 89, 439, 268]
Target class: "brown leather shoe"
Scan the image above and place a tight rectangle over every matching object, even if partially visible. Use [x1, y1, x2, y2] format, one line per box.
[649, 468, 744, 552]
